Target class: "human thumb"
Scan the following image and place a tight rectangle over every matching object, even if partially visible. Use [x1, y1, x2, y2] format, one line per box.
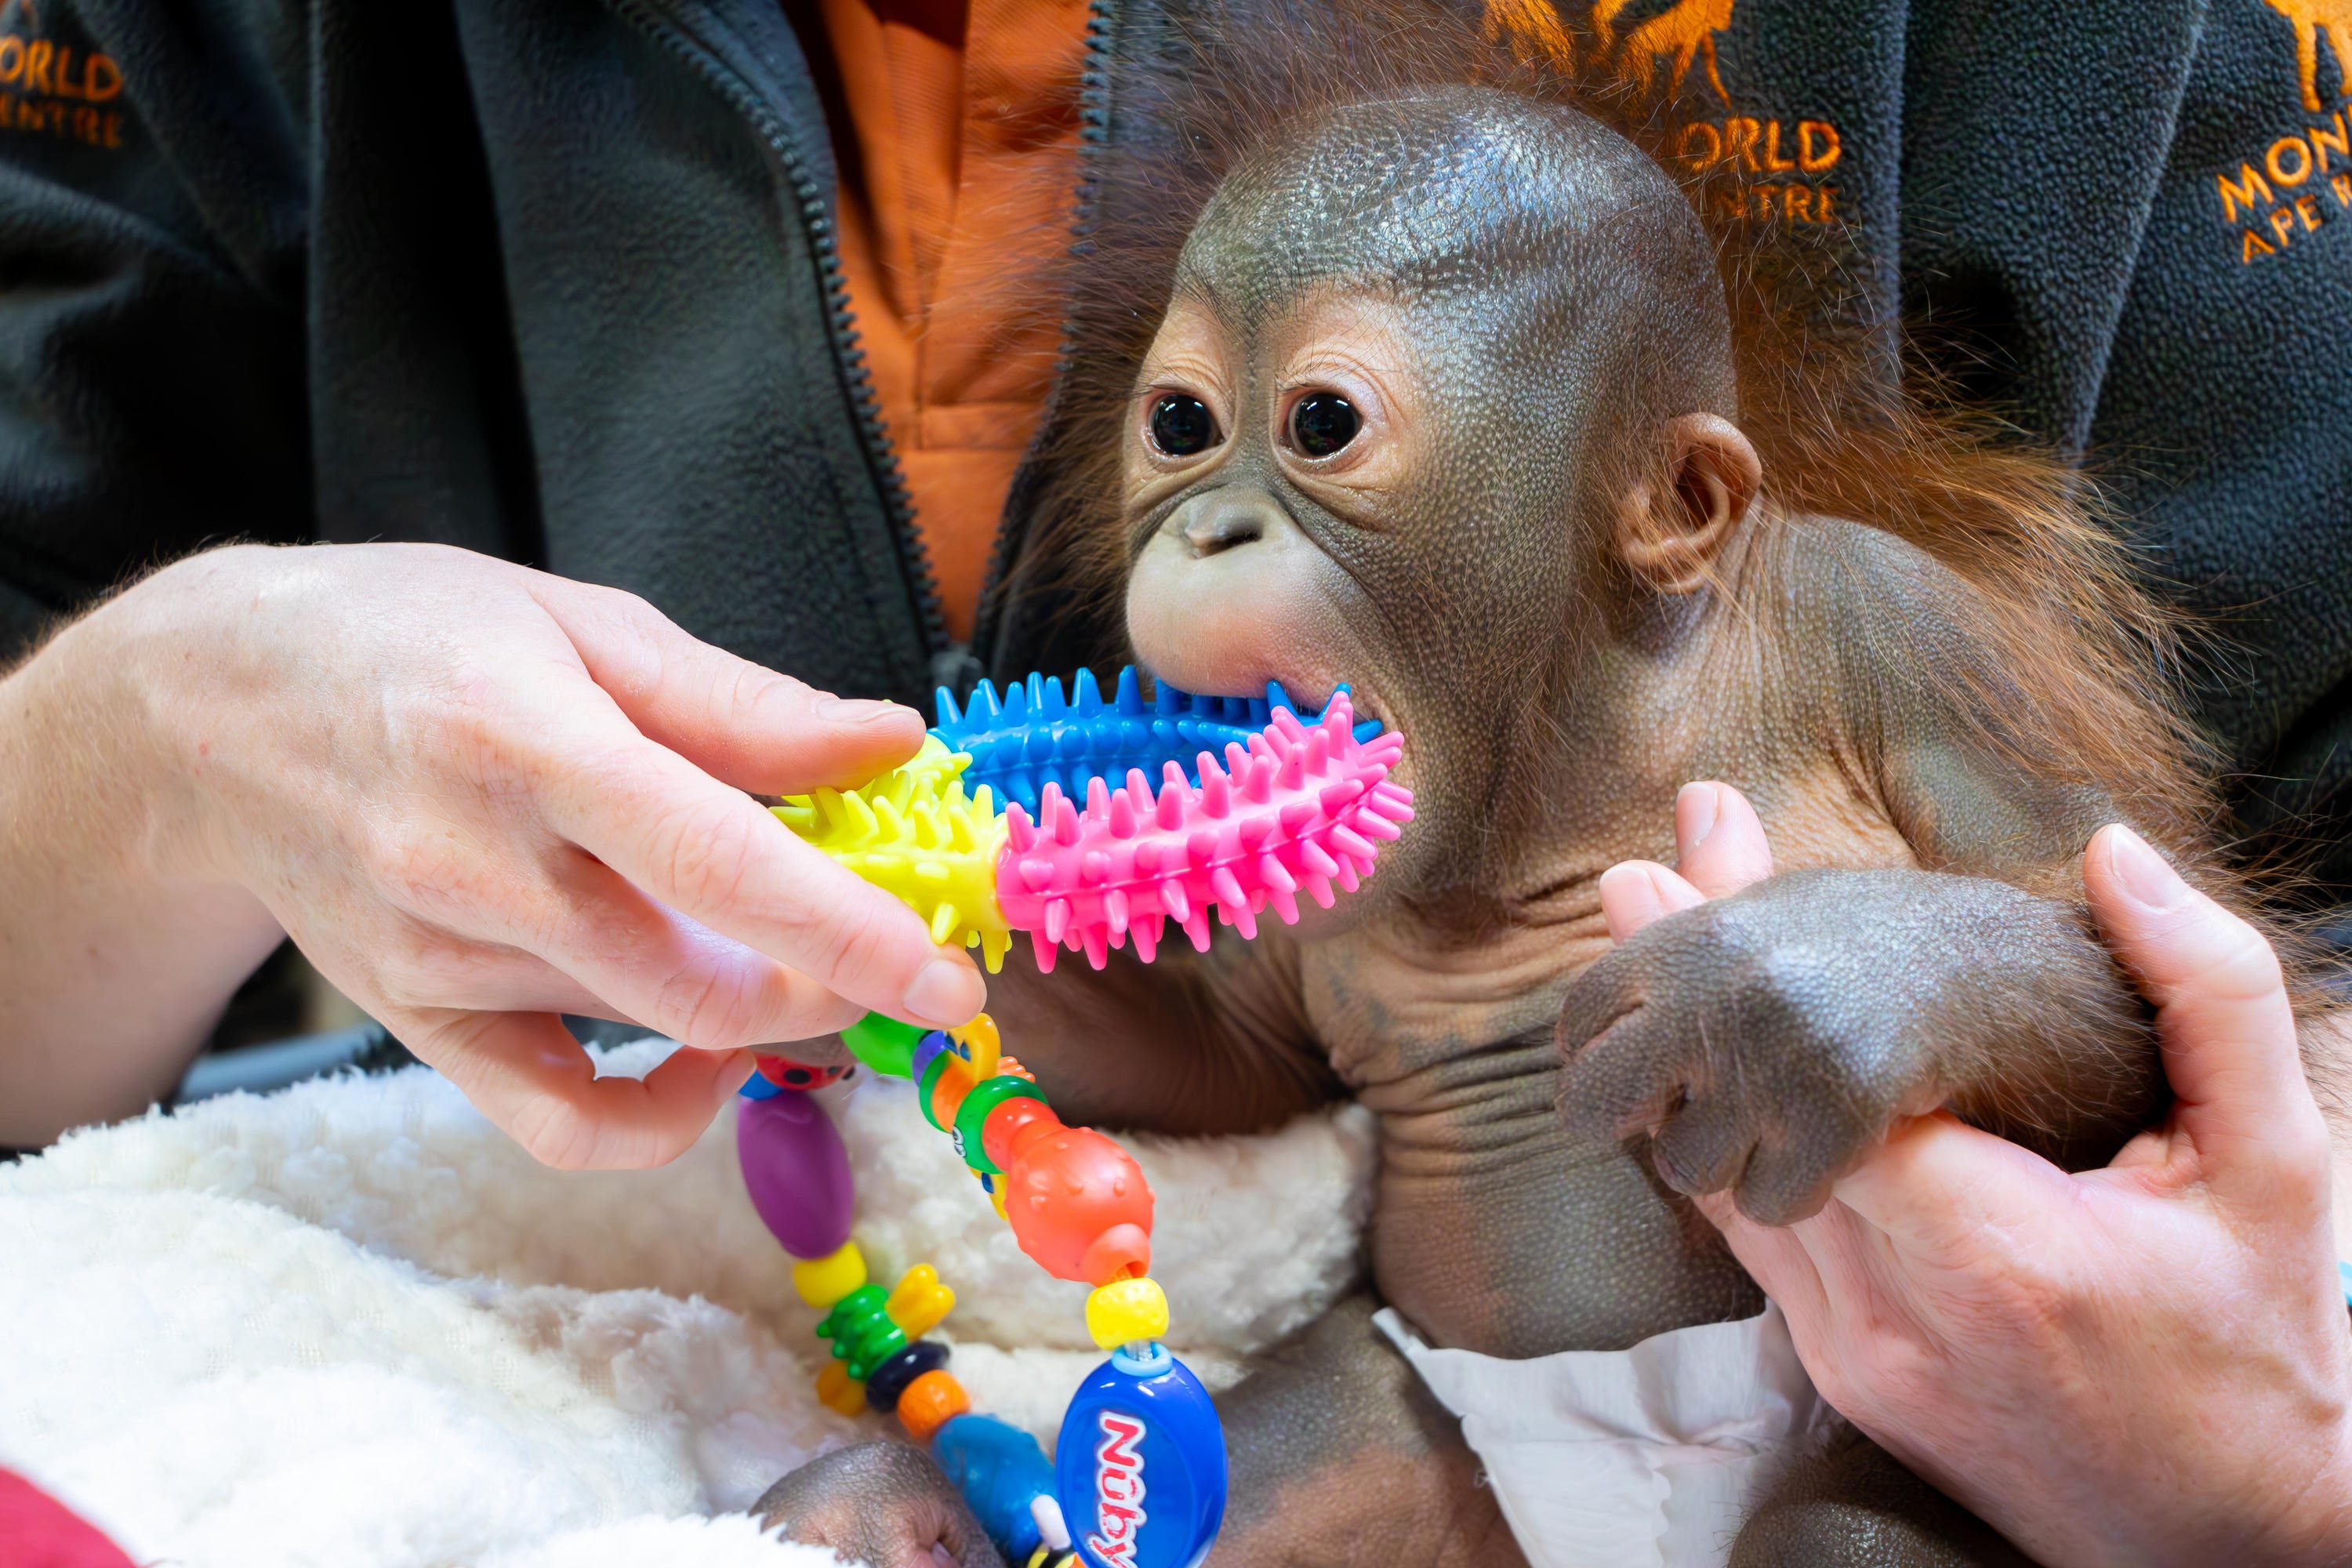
[2083, 824, 2320, 1195]
[1673, 782, 1774, 899]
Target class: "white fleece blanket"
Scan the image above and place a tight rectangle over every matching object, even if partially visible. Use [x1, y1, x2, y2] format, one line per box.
[0, 1041, 1376, 1568]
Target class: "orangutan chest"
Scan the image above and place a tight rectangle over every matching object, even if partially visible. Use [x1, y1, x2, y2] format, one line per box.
[1299, 942, 1767, 1358]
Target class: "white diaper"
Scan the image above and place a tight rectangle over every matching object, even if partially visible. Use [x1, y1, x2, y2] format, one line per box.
[1374, 1304, 1838, 1568]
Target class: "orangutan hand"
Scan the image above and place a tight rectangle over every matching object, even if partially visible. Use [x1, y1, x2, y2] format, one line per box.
[1596, 782, 2352, 1568]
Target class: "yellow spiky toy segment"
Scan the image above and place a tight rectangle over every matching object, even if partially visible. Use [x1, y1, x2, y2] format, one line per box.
[771, 739, 1013, 971]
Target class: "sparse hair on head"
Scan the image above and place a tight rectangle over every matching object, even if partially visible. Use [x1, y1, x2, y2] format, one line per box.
[1172, 83, 1737, 448]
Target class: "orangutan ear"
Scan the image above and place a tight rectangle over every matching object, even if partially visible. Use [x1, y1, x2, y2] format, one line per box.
[1613, 413, 1761, 594]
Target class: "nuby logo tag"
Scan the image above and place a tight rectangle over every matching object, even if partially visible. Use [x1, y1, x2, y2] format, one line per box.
[1087, 1410, 1149, 1566]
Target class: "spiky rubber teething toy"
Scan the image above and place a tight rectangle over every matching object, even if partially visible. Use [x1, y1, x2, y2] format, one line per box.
[996, 696, 1410, 971]
[770, 739, 1014, 971]
[772, 672, 1412, 973]
[931, 665, 1383, 814]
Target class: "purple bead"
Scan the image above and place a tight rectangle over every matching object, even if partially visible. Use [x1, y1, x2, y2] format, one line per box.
[738, 1091, 855, 1260]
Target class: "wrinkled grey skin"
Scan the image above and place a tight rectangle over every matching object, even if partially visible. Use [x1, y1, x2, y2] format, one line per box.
[756, 1439, 1005, 1567]
[761, 89, 2158, 1566]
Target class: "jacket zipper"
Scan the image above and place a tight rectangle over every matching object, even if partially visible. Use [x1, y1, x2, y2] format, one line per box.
[603, 0, 948, 667]
[967, 0, 1119, 679]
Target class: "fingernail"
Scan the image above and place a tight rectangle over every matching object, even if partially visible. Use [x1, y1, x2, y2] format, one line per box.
[902, 957, 984, 1027]
[1599, 861, 1663, 941]
[815, 695, 913, 726]
[1679, 781, 1721, 847]
[2104, 825, 2187, 913]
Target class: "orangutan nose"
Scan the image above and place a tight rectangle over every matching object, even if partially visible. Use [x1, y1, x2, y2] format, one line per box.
[1174, 487, 1279, 557]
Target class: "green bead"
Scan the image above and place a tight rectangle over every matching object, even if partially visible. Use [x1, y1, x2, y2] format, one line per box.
[815, 1280, 913, 1382]
[952, 1075, 1047, 1175]
[916, 1047, 953, 1131]
[817, 1283, 888, 1346]
[842, 1012, 927, 1078]
[845, 1322, 909, 1382]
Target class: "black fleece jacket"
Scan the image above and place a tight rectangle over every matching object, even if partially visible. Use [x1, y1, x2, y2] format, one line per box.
[1, 0, 2347, 885]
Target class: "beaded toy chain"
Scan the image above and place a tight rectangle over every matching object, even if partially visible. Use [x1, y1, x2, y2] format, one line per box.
[736, 670, 1413, 1568]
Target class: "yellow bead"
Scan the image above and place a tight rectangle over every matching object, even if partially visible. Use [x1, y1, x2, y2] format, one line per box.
[1085, 1276, 1170, 1350]
[886, 1263, 956, 1339]
[793, 1241, 867, 1308]
[815, 1359, 867, 1417]
[948, 1014, 1002, 1080]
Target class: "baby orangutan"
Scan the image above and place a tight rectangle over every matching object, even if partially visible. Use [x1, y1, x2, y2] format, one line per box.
[760, 82, 2286, 1568]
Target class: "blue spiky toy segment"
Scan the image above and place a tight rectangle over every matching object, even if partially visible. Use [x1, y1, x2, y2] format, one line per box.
[931, 665, 1385, 815]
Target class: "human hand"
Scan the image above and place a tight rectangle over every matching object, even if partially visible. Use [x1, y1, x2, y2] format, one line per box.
[92, 543, 984, 1167]
[1598, 783, 2352, 1568]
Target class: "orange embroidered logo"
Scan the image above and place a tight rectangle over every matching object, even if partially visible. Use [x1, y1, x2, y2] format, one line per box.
[0, 0, 125, 151]
[2261, 0, 2352, 112]
[1481, 0, 1845, 229]
[1594, 0, 1733, 101]
[2215, 0, 2352, 263]
[1483, 0, 1732, 97]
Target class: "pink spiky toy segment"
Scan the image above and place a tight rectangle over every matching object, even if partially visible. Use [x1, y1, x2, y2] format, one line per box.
[992, 693, 1414, 971]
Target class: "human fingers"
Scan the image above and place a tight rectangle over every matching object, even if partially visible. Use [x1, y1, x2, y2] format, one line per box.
[474, 848, 869, 1049]
[1671, 781, 1774, 898]
[1599, 859, 1704, 941]
[362, 940, 620, 1020]
[387, 1005, 755, 1168]
[1693, 1188, 1832, 1332]
[2083, 824, 2324, 1197]
[538, 577, 928, 797]
[545, 724, 985, 1029]
[348, 796, 870, 1048]
[1825, 1110, 2071, 1261]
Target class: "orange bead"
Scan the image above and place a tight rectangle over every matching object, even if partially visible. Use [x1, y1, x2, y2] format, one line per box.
[981, 1094, 1060, 1171]
[815, 1359, 867, 1417]
[927, 1058, 978, 1131]
[895, 1368, 970, 1443]
[1000, 1122, 1154, 1286]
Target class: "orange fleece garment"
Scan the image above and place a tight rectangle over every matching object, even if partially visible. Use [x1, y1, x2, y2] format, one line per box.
[812, 0, 1092, 641]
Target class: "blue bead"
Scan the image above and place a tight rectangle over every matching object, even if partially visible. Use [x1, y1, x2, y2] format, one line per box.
[909, 1031, 950, 1083]
[933, 1414, 1056, 1561]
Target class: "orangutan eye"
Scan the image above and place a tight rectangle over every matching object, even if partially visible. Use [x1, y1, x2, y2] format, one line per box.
[1149, 394, 1219, 457]
[1290, 391, 1359, 457]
